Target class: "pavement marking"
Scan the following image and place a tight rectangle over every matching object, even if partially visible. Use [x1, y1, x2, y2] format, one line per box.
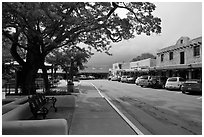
[91, 83, 144, 135]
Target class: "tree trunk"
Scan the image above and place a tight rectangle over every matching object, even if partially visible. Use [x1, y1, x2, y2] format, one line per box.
[20, 60, 49, 95]
[10, 42, 36, 95]
[10, 35, 48, 95]
[20, 63, 39, 95]
[20, 45, 43, 94]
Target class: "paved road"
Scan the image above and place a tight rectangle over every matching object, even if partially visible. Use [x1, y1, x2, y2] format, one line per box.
[82, 79, 202, 135]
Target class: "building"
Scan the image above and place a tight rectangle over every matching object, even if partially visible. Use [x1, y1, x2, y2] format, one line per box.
[130, 58, 156, 70]
[79, 65, 110, 79]
[109, 58, 156, 77]
[155, 36, 202, 79]
[110, 62, 122, 76]
[109, 36, 202, 80]
[129, 58, 156, 76]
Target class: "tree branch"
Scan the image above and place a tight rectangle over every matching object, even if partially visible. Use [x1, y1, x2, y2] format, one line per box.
[10, 42, 26, 67]
[2, 30, 14, 42]
[107, 2, 119, 18]
[116, 3, 144, 24]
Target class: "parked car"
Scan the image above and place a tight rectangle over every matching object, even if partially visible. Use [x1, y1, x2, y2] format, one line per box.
[135, 76, 142, 85]
[120, 75, 128, 83]
[127, 76, 137, 83]
[181, 79, 202, 94]
[73, 76, 80, 82]
[79, 75, 87, 80]
[165, 77, 185, 90]
[139, 75, 152, 87]
[150, 76, 167, 88]
[111, 76, 120, 81]
[88, 75, 95, 80]
[117, 75, 121, 82]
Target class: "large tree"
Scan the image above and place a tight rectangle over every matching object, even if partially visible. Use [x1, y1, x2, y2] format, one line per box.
[46, 46, 91, 81]
[131, 53, 156, 62]
[2, 2, 161, 95]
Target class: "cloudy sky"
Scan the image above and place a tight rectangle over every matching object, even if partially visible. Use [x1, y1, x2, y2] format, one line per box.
[85, 2, 202, 68]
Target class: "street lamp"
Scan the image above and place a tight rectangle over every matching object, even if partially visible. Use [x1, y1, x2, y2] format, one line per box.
[67, 56, 74, 93]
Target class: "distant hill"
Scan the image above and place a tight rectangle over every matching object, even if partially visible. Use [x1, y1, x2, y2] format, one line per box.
[131, 53, 156, 62]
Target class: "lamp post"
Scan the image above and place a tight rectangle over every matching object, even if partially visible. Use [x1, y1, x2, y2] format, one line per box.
[67, 56, 74, 93]
[69, 56, 74, 81]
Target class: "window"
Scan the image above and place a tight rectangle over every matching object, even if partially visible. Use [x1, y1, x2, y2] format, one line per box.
[161, 54, 164, 62]
[179, 78, 185, 81]
[168, 77, 177, 82]
[169, 52, 173, 60]
[180, 52, 185, 64]
[193, 45, 200, 56]
[141, 76, 148, 79]
[119, 64, 122, 69]
[180, 40, 183, 44]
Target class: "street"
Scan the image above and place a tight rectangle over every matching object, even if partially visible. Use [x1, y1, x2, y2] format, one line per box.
[81, 79, 202, 135]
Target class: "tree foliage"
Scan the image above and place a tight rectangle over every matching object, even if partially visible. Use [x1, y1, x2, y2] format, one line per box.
[2, 2, 161, 94]
[3, 2, 161, 55]
[131, 53, 156, 62]
[46, 46, 92, 79]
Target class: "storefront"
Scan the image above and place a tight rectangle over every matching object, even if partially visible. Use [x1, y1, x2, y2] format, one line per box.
[150, 62, 202, 80]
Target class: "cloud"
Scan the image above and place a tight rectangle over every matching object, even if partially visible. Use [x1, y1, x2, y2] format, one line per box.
[86, 2, 202, 67]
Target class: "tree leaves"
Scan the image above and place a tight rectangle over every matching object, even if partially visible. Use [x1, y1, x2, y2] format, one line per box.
[131, 53, 156, 62]
[3, 2, 161, 56]
[46, 46, 91, 74]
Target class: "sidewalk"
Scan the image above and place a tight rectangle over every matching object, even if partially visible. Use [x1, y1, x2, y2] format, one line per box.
[3, 80, 136, 135]
[51, 80, 80, 93]
[69, 81, 135, 135]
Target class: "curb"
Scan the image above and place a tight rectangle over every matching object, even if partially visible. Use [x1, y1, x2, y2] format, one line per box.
[91, 83, 144, 135]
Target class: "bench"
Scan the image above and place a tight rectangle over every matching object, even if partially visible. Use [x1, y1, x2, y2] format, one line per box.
[28, 94, 57, 119]
[2, 95, 75, 135]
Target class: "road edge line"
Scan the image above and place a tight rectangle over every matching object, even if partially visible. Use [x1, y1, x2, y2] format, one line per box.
[91, 83, 144, 135]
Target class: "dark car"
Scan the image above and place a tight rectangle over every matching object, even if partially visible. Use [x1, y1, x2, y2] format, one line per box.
[150, 76, 167, 88]
[181, 79, 202, 94]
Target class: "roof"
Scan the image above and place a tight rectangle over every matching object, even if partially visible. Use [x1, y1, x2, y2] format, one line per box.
[157, 36, 202, 55]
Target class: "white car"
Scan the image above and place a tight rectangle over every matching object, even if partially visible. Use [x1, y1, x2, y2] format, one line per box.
[127, 76, 136, 83]
[165, 77, 185, 90]
[88, 75, 95, 80]
[135, 76, 142, 85]
[139, 75, 152, 87]
[121, 75, 128, 83]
